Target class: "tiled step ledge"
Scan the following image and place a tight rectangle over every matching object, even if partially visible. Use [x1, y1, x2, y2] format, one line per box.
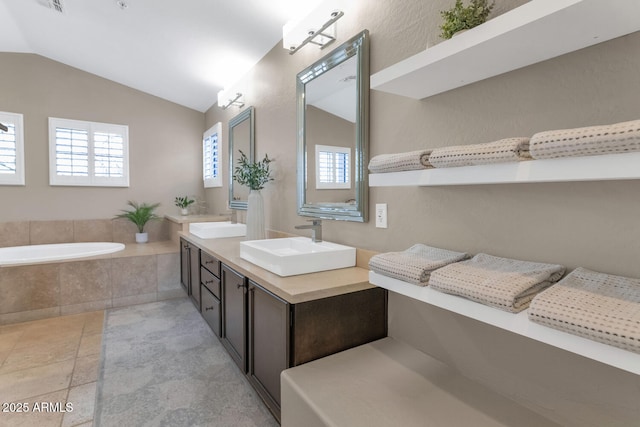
[370, 271, 640, 375]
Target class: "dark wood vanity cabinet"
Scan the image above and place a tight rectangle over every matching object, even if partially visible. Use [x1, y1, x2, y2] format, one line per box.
[184, 246, 387, 423]
[221, 264, 248, 372]
[179, 238, 201, 310]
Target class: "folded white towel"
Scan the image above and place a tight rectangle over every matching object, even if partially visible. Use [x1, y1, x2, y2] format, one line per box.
[530, 119, 640, 159]
[368, 150, 432, 173]
[429, 253, 565, 313]
[429, 137, 531, 168]
[529, 267, 640, 354]
[369, 244, 468, 286]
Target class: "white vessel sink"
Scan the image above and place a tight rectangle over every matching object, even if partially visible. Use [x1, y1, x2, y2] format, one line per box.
[239, 237, 356, 277]
[189, 221, 246, 239]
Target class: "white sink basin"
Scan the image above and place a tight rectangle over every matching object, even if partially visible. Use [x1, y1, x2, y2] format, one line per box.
[189, 221, 246, 239]
[239, 237, 356, 277]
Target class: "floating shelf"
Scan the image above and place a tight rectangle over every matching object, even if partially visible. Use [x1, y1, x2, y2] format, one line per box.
[369, 152, 640, 187]
[370, 271, 640, 375]
[371, 0, 640, 99]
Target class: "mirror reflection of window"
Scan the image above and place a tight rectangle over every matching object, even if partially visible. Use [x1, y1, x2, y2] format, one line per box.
[315, 144, 350, 189]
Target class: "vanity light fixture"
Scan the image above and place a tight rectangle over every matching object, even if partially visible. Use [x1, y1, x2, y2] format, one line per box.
[283, 0, 345, 55]
[217, 90, 245, 110]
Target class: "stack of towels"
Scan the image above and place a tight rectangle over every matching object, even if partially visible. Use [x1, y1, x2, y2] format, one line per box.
[367, 118, 640, 173]
[368, 244, 468, 285]
[429, 253, 565, 313]
[529, 267, 640, 354]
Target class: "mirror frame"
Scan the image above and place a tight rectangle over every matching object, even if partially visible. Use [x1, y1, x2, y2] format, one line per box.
[296, 30, 370, 222]
[228, 106, 255, 210]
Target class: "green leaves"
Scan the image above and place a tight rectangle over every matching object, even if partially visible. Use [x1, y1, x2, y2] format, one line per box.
[174, 196, 194, 208]
[233, 150, 274, 191]
[115, 200, 160, 233]
[440, 0, 495, 39]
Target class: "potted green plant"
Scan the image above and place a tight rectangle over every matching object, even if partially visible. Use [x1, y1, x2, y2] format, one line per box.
[115, 200, 160, 243]
[439, 0, 495, 39]
[233, 150, 273, 240]
[175, 196, 195, 216]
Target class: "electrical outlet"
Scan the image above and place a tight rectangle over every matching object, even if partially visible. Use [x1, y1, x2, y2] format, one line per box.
[375, 203, 388, 228]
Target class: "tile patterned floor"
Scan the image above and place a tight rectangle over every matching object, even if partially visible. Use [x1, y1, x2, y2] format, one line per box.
[0, 311, 104, 427]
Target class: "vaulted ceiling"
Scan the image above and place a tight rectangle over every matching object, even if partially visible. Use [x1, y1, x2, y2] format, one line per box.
[1, 0, 320, 112]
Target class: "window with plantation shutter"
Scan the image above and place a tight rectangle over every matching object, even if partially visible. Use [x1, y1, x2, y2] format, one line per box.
[203, 122, 222, 188]
[0, 111, 25, 186]
[49, 117, 129, 187]
[315, 144, 350, 189]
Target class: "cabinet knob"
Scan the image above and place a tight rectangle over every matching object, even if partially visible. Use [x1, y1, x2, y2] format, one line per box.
[205, 280, 214, 285]
[205, 306, 214, 311]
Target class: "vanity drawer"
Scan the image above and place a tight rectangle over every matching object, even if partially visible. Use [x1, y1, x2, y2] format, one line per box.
[201, 267, 221, 299]
[201, 251, 220, 277]
[201, 284, 221, 337]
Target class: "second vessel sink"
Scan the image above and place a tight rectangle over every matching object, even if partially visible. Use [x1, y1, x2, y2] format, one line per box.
[189, 221, 246, 239]
[239, 237, 356, 277]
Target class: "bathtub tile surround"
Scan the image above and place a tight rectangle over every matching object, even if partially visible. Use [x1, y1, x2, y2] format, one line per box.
[73, 219, 114, 243]
[0, 218, 171, 248]
[0, 242, 185, 325]
[0, 310, 103, 426]
[0, 221, 30, 248]
[29, 220, 74, 245]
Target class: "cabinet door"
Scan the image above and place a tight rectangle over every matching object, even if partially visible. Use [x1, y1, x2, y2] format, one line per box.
[201, 284, 221, 337]
[248, 281, 289, 422]
[221, 265, 247, 372]
[189, 245, 201, 310]
[179, 239, 190, 295]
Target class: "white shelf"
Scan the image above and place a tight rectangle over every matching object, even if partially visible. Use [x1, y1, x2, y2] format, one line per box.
[371, 0, 640, 99]
[370, 271, 640, 375]
[369, 152, 640, 187]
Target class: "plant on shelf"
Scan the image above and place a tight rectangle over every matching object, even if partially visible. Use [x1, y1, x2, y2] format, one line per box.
[233, 150, 273, 190]
[115, 200, 160, 243]
[439, 0, 495, 39]
[233, 149, 273, 240]
[175, 196, 195, 215]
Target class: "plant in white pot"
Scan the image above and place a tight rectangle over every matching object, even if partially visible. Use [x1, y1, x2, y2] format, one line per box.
[175, 196, 195, 216]
[233, 150, 273, 240]
[439, 0, 495, 39]
[115, 200, 160, 243]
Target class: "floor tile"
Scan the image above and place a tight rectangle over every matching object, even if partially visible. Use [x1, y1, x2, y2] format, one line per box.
[77, 333, 102, 358]
[0, 390, 68, 427]
[0, 329, 23, 352]
[62, 382, 96, 427]
[14, 325, 83, 350]
[0, 338, 79, 374]
[0, 359, 74, 402]
[71, 353, 100, 387]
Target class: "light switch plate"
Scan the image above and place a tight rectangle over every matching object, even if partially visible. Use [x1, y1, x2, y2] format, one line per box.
[375, 203, 388, 228]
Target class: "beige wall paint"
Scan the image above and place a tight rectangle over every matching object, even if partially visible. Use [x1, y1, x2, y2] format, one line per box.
[203, 1, 640, 425]
[0, 53, 204, 221]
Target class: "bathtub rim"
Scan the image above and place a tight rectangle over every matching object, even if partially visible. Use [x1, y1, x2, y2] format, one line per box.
[0, 242, 126, 267]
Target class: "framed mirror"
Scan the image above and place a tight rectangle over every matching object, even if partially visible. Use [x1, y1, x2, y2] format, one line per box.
[229, 106, 255, 210]
[297, 30, 369, 222]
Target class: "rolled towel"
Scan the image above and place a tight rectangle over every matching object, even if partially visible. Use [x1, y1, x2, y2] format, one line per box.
[368, 149, 433, 173]
[429, 137, 531, 168]
[529, 267, 640, 354]
[530, 119, 640, 160]
[369, 244, 468, 286]
[429, 253, 565, 313]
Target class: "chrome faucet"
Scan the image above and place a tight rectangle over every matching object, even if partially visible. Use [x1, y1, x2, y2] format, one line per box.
[295, 219, 322, 242]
